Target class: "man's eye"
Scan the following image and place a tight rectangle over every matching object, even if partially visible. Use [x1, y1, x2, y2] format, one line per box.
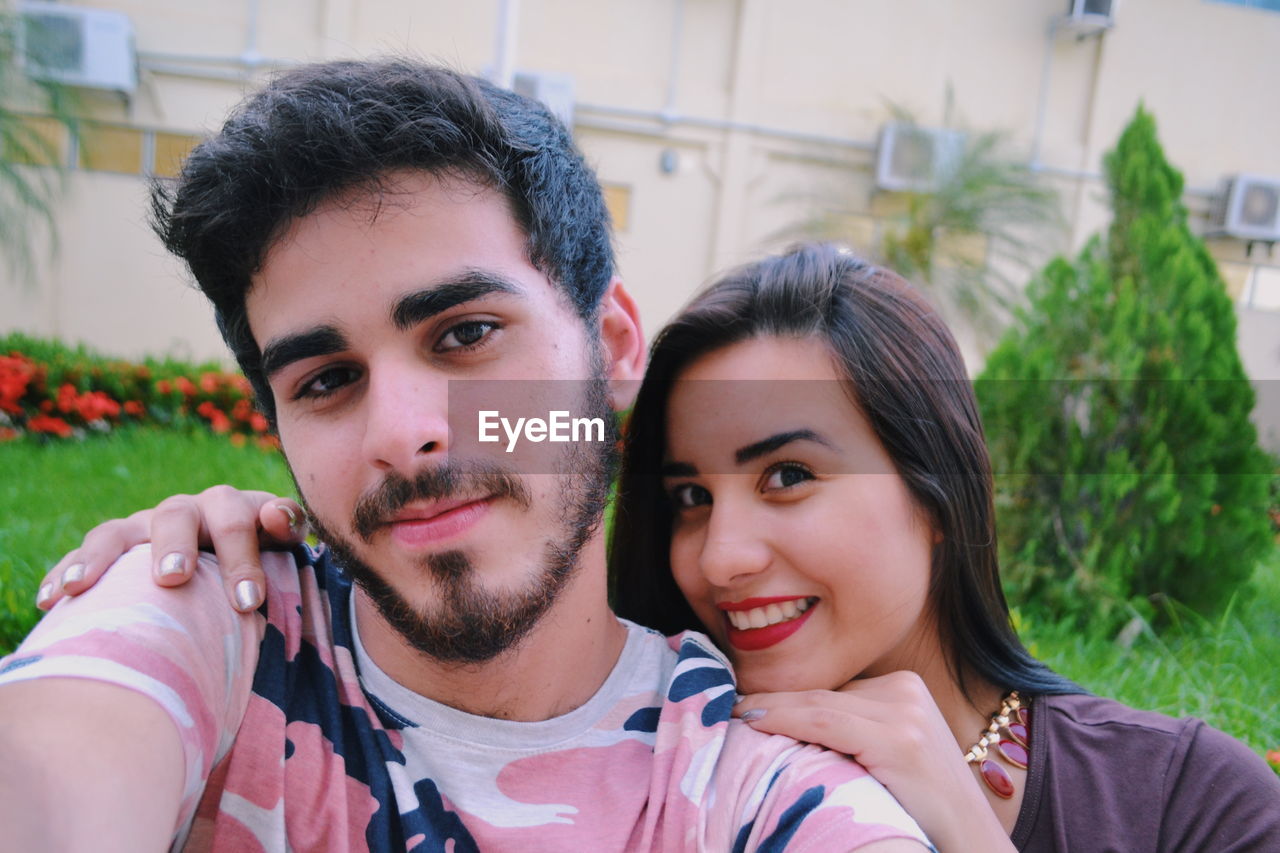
[436, 320, 497, 352]
[669, 483, 712, 509]
[296, 366, 360, 400]
[762, 463, 814, 491]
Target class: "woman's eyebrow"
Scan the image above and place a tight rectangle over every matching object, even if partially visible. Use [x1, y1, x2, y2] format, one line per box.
[734, 429, 835, 465]
[662, 429, 837, 477]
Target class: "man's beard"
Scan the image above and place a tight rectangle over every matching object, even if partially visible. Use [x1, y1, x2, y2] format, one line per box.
[293, 370, 618, 665]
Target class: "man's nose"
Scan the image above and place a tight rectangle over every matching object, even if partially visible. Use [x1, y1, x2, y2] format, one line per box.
[360, 362, 451, 473]
[697, 502, 772, 589]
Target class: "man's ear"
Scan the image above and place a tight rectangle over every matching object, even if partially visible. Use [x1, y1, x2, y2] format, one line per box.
[596, 277, 645, 411]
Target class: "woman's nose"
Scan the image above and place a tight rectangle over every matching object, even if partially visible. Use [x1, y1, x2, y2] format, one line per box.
[697, 506, 772, 589]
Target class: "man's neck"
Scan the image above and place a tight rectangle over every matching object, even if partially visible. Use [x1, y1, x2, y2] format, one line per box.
[352, 540, 628, 721]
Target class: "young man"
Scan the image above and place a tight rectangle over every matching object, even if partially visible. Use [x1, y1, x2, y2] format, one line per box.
[0, 61, 929, 851]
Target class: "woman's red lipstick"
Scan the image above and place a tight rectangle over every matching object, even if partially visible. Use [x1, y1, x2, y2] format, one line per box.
[718, 596, 817, 652]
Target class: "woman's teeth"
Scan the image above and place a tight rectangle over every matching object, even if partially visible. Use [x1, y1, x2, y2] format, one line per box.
[725, 597, 815, 631]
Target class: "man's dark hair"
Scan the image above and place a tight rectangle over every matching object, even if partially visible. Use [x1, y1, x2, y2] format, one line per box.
[152, 58, 615, 421]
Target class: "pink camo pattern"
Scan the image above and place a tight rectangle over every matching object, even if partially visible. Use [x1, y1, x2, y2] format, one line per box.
[0, 545, 930, 851]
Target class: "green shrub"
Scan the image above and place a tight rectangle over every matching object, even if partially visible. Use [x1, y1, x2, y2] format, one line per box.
[977, 107, 1273, 635]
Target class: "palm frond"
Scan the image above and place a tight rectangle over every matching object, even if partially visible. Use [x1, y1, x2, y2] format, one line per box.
[0, 9, 78, 285]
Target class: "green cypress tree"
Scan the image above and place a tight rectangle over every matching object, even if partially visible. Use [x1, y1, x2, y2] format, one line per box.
[977, 106, 1272, 634]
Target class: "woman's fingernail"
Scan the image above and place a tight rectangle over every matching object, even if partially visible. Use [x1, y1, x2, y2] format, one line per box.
[36, 583, 53, 607]
[158, 553, 186, 577]
[275, 502, 302, 533]
[740, 708, 767, 723]
[61, 563, 86, 587]
[234, 579, 263, 611]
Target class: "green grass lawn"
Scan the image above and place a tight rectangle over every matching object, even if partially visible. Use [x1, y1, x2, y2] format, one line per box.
[0, 427, 295, 651]
[1018, 553, 1280, 756]
[2, 427, 1277, 763]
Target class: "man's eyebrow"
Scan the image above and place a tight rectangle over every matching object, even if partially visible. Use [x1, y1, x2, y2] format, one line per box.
[261, 326, 348, 380]
[391, 271, 523, 331]
[734, 429, 836, 465]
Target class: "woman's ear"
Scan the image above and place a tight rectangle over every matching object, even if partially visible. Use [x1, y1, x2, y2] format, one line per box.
[597, 277, 645, 411]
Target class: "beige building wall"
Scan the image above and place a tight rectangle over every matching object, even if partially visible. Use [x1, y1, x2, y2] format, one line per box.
[3, 0, 1279, 434]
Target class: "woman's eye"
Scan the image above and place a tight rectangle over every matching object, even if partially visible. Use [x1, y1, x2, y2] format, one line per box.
[296, 365, 360, 400]
[436, 320, 497, 352]
[669, 483, 712, 509]
[763, 464, 814, 491]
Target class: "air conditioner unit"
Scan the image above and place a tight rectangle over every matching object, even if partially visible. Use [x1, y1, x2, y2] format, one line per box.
[875, 124, 965, 193]
[17, 1, 137, 96]
[513, 71, 575, 132]
[1062, 0, 1115, 35]
[1211, 175, 1280, 242]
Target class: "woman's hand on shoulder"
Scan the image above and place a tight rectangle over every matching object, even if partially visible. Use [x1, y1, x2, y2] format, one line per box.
[37, 486, 306, 614]
[734, 670, 1014, 853]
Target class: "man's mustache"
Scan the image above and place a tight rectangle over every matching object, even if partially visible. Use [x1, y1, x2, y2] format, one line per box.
[352, 461, 533, 543]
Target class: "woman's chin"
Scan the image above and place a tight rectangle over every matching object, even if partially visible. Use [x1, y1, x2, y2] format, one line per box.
[733, 667, 813, 695]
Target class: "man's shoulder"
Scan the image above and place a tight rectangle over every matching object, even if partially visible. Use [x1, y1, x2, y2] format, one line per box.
[630, 628, 930, 850]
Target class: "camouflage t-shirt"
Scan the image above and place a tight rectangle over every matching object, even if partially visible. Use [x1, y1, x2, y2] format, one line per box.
[0, 544, 930, 852]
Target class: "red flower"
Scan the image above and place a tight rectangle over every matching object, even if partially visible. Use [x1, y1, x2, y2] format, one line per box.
[56, 383, 79, 414]
[209, 411, 232, 434]
[28, 415, 73, 438]
[156, 379, 172, 395]
[1268, 750, 1280, 771]
[229, 432, 247, 447]
[75, 390, 121, 422]
[232, 398, 253, 422]
[0, 355, 34, 415]
[175, 376, 196, 397]
[199, 372, 220, 394]
[249, 412, 270, 434]
[123, 400, 145, 417]
[0, 426, 19, 441]
[196, 401, 217, 419]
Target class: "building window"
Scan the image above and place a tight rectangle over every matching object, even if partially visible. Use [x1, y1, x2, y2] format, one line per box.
[1208, 0, 1280, 12]
[1, 115, 69, 167]
[603, 183, 632, 232]
[152, 132, 201, 178]
[8, 115, 202, 177]
[78, 122, 145, 174]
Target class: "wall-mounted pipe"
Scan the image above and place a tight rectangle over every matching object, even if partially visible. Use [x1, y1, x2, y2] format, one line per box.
[492, 0, 520, 89]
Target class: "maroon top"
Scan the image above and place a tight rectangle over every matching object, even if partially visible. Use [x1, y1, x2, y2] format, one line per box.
[1011, 693, 1280, 851]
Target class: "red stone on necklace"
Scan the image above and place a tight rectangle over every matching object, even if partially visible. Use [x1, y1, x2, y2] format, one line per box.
[963, 691, 1029, 800]
[979, 757, 1016, 798]
[997, 738, 1029, 769]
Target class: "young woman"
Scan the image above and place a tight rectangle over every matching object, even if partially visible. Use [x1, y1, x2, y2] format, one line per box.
[41, 243, 1280, 850]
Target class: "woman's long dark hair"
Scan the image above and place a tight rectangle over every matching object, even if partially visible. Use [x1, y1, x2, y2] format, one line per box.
[610, 243, 1079, 700]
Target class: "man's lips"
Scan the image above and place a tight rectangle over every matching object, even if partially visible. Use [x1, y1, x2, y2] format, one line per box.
[718, 596, 818, 652]
[384, 497, 493, 548]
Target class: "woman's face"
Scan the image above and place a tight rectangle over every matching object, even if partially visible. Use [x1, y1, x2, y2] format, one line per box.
[663, 336, 939, 694]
